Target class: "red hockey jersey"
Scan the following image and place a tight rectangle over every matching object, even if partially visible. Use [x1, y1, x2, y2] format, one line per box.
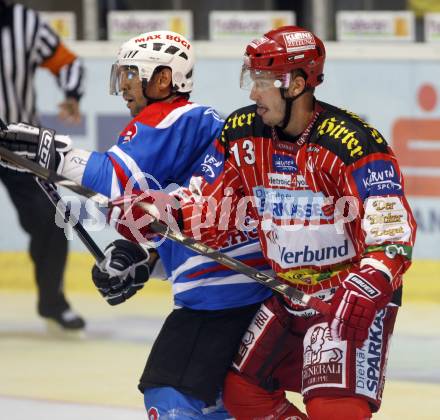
[179, 101, 416, 304]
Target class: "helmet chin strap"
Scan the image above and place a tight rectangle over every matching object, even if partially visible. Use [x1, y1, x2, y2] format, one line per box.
[278, 88, 308, 130]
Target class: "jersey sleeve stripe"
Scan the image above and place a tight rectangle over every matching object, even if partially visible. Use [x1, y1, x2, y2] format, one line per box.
[170, 240, 266, 281]
[155, 103, 201, 128]
[186, 255, 269, 280]
[172, 272, 272, 295]
[108, 145, 150, 191]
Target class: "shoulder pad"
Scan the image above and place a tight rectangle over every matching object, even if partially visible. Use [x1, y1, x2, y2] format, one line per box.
[219, 105, 261, 148]
[313, 103, 388, 165]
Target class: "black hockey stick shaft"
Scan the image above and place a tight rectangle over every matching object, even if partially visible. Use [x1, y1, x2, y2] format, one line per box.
[36, 178, 105, 262]
[0, 145, 104, 201]
[148, 220, 330, 314]
[0, 145, 330, 315]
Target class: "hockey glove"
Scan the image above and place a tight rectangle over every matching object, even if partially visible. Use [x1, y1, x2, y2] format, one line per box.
[0, 122, 71, 173]
[92, 239, 158, 306]
[328, 265, 393, 348]
[107, 189, 181, 244]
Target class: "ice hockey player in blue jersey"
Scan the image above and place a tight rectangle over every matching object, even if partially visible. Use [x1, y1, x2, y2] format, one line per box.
[88, 32, 272, 419]
[0, 30, 272, 419]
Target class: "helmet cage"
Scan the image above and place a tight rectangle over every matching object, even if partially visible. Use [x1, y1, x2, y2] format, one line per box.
[109, 30, 195, 96]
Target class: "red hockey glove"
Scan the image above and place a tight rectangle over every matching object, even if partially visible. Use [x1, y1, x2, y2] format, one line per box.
[107, 189, 181, 244]
[328, 265, 393, 348]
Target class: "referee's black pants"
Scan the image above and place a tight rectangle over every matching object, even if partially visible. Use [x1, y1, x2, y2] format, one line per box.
[1, 168, 69, 316]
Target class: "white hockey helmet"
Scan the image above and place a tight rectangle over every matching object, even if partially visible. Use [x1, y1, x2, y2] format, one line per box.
[109, 30, 194, 95]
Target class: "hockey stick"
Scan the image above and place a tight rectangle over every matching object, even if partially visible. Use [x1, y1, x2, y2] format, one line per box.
[0, 145, 331, 315]
[36, 178, 105, 262]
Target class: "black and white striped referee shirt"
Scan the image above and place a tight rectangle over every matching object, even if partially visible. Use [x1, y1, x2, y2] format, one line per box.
[0, 1, 84, 124]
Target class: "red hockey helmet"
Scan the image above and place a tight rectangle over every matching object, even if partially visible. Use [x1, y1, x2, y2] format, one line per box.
[240, 26, 325, 91]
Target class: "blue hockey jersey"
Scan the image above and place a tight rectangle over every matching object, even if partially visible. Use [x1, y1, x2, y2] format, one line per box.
[82, 97, 272, 309]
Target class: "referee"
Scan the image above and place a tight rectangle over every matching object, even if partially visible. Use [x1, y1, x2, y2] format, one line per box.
[0, 0, 85, 331]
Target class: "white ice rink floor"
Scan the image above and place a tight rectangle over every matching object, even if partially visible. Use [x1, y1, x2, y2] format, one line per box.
[1, 290, 439, 420]
[0, 396, 145, 420]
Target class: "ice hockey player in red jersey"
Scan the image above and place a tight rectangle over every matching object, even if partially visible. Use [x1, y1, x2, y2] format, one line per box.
[108, 25, 417, 419]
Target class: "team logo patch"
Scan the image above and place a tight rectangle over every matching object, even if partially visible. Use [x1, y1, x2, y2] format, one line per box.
[200, 153, 223, 183]
[384, 244, 411, 259]
[294, 175, 308, 188]
[355, 308, 387, 400]
[233, 305, 275, 370]
[37, 129, 55, 169]
[316, 117, 364, 159]
[135, 33, 191, 50]
[268, 173, 291, 187]
[306, 145, 320, 153]
[249, 36, 269, 49]
[363, 197, 411, 244]
[278, 240, 350, 268]
[252, 186, 329, 221]
[283, 31, 316, 53]
[303, 324, 346, 393]
[267, 173, 308, 188]
[345, 274, 380, 298]
[147, 407, 160, 419]
[265, 224, 356, 270]
[120, 124, 138, 143]
[352, 160, 402, 200]
[272, 154, 297, 173]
